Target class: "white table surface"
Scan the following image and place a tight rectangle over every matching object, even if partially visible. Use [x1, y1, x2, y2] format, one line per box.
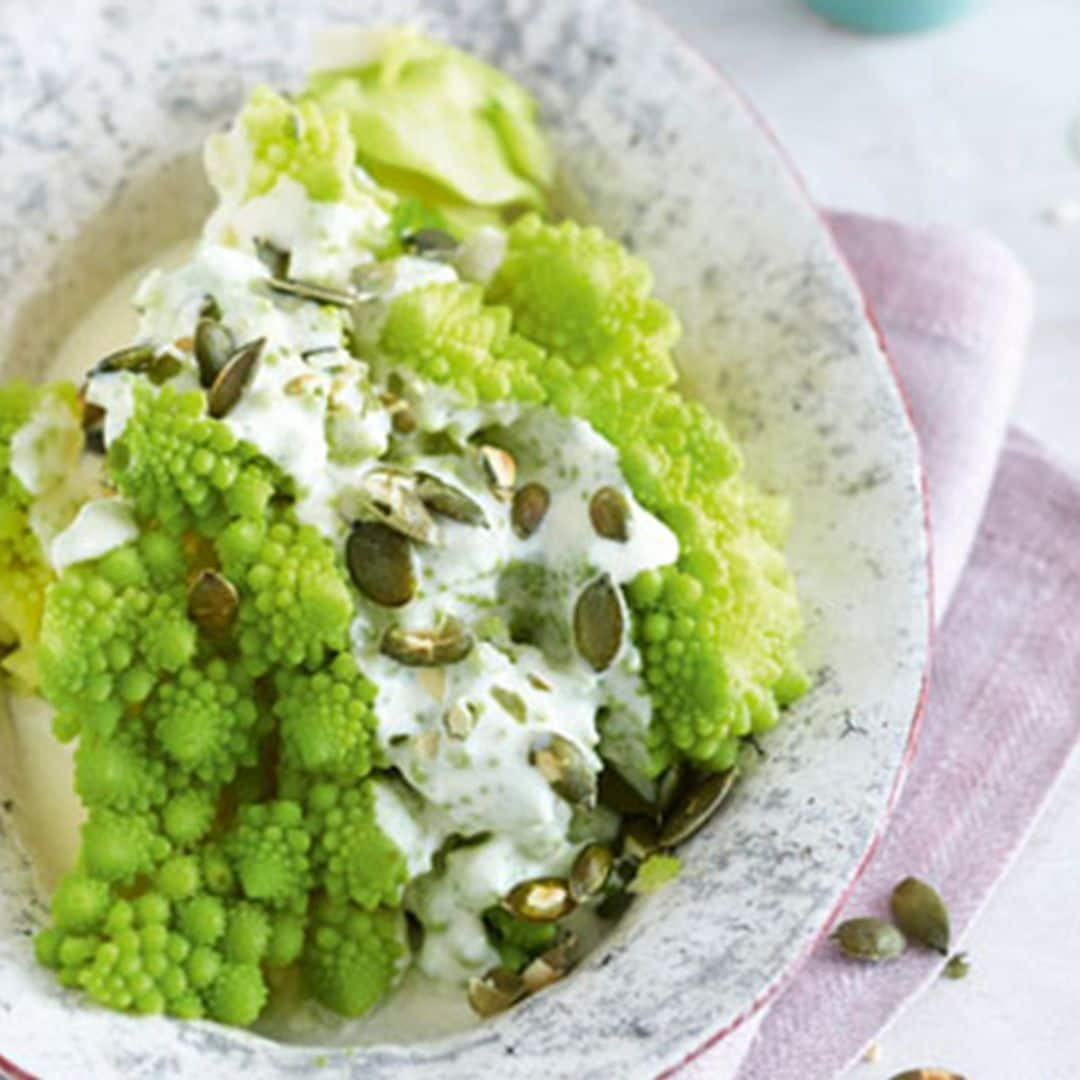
[657, 2, 1080, 1077]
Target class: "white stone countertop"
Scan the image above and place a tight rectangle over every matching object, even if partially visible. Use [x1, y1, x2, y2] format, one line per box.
[656, 2, 1080, 1077]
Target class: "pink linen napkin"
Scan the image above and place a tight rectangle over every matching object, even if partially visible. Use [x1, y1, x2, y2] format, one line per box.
[683, 212, 1080, 1079]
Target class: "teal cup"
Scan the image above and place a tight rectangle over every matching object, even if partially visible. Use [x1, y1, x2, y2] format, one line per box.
[804, 0, 985, 33]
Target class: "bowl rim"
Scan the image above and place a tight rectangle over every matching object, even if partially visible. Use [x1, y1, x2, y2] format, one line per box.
[0, 3, 934, 1075]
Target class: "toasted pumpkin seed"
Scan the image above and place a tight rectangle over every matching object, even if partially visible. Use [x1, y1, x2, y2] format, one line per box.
[187, 570, 239, 640]
[416, 473, 487, 526]
[573, 574, 625, 672]
[492, 685, 528, 724]
[254, 238, 290, 278]
[478, 445, 516, 500]
[589, 486, 631, 542]
[407, 227, 460, 259]
[621, 817, 660, 861]
[267, 276, 355, 307]
[569, 843, 614, 902]
[92, 344, 159, 377]
[656, 762, 686, 814]
[208, 338, 264, 419]
[81, 399, 107, 455]
[346, 521, 416, 608]
[200, 294, 222, 321]
[467, 968, 526, 1017]
[521, 933, 579, 993]
[381, 617, 474, 667]
[503, 878, 575, 923]
[530, 734, 596, 807]
[658, 768, 738, 848]
[891, 876, 950, 955]
[352, 468, 439, 544]
[597, 766, 656, 817]
[444, 700, 480, 739]
[194, 317, 235, 388]
[511, 482, 551, 539]
[832, 917, 907, 962]
[889, 1070, 967, 1080]
[379, 392, 418, 434]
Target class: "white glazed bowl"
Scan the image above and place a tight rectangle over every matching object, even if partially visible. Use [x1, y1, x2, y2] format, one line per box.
[0, 1, 930, 1076]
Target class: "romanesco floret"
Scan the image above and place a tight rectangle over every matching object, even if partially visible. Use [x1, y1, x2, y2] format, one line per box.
[302, 898, 405, 1018]
[145, 658, 265, 784]
[80, 808, 170, 884]
[75, 722, 169, 812]
[39, 534, 197, 739]
[108, 383, 277, 536]
[215, 512, 353, 675]
[376, 282, 544, 406]
[274, 653, 378, 778]
[223, 801, 312, 909]
[306, 782, 408, 910]
[0, 381, 79, 687]
[488, 214, 680, 389]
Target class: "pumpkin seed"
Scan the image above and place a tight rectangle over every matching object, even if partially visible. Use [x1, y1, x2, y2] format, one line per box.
[658, 768, 738, 848]
[81, 399, 107, 456]
[569, 843, 614, 902]
[379, 392, 418, 434]
[492, 685, 528, 724]
[502, 877, 575, 923]
[381, 617, 474, 667]
[573, 574, 624, 672]
[889, 1071, 967, 1080]
[891, 876, 950, 955]
[521, 933, 579, 993]
[943, 952, 969, 980]
[346, 521, 416, 607]
[832, 917, 907, 962]
[656, 762, 686, 815]
[597, 766, 656, 818]
[91, 344, 158, 377]
[187, 570, 239, 640]
[621, 817, 660, 861]
[530, 734, 596, 807]
[200, 294, 222, 321]
[589, 486, 631, 542]
[267, 276, 355, 307]
[444, 700, 480, 739]
[416, 473, 487, 526]
[511, 482, 551, 539]
[351, 468, 439, 544]
[406, 227, 460, 260]
[254, 238, 290, 278]
[478, 445, 517, 500]
[468, 968, 526, 1017]
[208, 338, 263, 419]
[194, 317, 235, 388]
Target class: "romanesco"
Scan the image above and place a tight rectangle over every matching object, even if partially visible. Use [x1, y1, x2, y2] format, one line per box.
[302, 898, 405, 1018]
[223, 802, 312, 909]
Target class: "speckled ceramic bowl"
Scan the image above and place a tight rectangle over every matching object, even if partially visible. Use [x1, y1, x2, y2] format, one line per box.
[0, 1, 930, 1077]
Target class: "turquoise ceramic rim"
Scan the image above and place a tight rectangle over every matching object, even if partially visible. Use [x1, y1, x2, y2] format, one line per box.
[804, 0, 984, 33]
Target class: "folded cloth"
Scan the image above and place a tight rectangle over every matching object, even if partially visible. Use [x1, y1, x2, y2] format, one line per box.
[680, 213, 1080, 1079]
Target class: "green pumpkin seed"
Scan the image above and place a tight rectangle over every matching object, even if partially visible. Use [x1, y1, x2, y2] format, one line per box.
[530, 734, 596, 807]
[492, 686, 528, 724]
[596, 889, 634, 921]
[521, 933, 579, 993]
[891, 876, 950, 955]
[943, 952, 969, 980]
[502, 877, 575, 923]
[621, 817, 660, 861]
[573, 574, 625, 672]
[416, 473, 487, 526]
[511, 482, 551, 539]
[478, 445, 516, 500]
[467, 967, 527, 1017]
[598, 766, 657, 817]
[569, 843, 614, 902]
[187, 570, 239, 640]
[407, 227, 460, 260]
[381, 617, 474, 667]
[832, 917, 907, 962]
[589, 486, 631, 542]
[194, 317, 235, 388]
[92, 344, 159, 377]
[267, 275, 355, 307]
[346, 521, 416, 607]
[254, 238, 290, 278]
[352, 468, 439, 544]
[208, 338, 264, 419]
[658, 768, 738, 848]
